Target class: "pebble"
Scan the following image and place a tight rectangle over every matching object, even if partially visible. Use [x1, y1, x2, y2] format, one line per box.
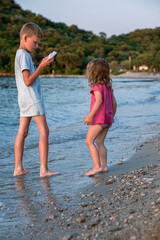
[76, 218, 86, 223]
[110, 216, 117, 221]
[154, 209, 159, 213]
[116, 222, 120, 226]
[124, 218, 128, 223]
[91, 219, 100, 227]
[81, 194, 86, 198]
[67, 217, 72, 222]
[95, 183, 101, 187]
[117, 161, 123, 165]
[105, 181, 113, 185]
[129, 209, 135, 214]
[130, 236, 137, 240]
[62, 234, 74, 240]
[140, 192, 146, 197]
[143, 178, 155, 183]
[88, 192, 94, 197]
[80, 203, 88, 207]
[45, 216, 55, 221]
[157, 198, 160, 203]
[109, 227, 121, 232]
[33, 191, 42, 196]
[155, 189, 160, 194]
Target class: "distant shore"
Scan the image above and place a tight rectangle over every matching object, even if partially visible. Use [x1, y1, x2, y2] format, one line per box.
[112, 72, 160, 79]
[1, 72, 160, 79]
[41, 72, 160, 79]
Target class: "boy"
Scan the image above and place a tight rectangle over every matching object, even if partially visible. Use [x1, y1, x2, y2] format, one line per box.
[14, 22, 60, 177]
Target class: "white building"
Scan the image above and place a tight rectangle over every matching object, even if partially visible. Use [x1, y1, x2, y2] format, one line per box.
[139, 65, 148, 71]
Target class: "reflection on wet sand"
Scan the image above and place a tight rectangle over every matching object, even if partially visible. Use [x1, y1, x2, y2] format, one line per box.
[15, 176, 59, 224]
[91, 173, 107, 183]
[41, 177, 58, 215]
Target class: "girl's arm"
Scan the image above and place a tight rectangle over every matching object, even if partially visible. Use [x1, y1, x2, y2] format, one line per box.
[83, 91, 102, 125]
[112, 94, 117, 117]
[23, 57, 53, 87]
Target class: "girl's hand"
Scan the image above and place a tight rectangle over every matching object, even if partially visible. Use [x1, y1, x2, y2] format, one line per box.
[83, 114, 93, 125]
[83, 91, 102, 126]
[39, 56, 54, 69]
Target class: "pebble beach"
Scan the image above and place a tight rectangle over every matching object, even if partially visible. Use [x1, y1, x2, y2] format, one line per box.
[5, 136, 160, 240]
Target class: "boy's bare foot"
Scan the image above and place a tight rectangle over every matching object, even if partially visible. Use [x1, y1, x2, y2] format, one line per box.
[101, 167, 109, 173]
[14, 169, 29, 176]
[85, 167, 103, 177]
[40, 169, 61, 178]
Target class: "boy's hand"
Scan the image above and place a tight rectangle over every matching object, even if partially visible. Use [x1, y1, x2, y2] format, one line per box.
[23, 56, 54, 87]
[83, 114, 93, 125]
[39, 56, 54, 69]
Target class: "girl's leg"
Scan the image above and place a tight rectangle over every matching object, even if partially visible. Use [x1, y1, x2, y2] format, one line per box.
[14, 117, 31, 176]
[85, 125, 103, 176]
[96, 128, 110, 172]
[33, 115, 60, 177]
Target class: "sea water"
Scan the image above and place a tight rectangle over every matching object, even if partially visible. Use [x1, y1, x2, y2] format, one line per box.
[0, 76, 160, 235]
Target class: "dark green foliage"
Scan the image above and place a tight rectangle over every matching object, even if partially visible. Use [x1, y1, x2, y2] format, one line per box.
[0, 0, 160, 74]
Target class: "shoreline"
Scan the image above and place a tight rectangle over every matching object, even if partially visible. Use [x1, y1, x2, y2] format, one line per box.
[1, 72, 160, 79]
[6, 135, 160, 240]
[41, 72, 160, 79]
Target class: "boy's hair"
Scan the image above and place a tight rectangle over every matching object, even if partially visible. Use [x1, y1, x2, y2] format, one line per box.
[20, 22, 43, 39]
[86, 58, 112, 88]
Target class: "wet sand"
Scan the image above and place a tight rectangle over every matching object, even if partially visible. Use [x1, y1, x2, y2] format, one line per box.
[4, 135, 160, 240]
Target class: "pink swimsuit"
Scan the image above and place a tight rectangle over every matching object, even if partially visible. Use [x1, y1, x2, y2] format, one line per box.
[90, 84, 114, 127]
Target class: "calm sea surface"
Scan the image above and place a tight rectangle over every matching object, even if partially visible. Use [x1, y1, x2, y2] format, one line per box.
[0, 76, 160, 235]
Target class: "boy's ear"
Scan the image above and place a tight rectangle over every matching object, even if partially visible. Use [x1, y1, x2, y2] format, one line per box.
[23, 34, 28, 42]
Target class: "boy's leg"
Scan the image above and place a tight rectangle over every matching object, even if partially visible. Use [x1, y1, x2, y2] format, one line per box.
[33, 115, 60, 177]
[85, 125, 103, 176]
[96, 128, 109, 172]
[14, 117, 31, 176]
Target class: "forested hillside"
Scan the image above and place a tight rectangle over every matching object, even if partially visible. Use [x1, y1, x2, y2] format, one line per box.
[0, 0, 160, 74]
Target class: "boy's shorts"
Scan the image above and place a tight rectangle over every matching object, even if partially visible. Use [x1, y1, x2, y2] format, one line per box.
[20, 101, 45, 117]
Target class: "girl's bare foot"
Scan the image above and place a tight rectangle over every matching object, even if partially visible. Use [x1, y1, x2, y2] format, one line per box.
[40, 169, 61, 178]
[85, 167, 103, 177]
[14, 169, 29, 176]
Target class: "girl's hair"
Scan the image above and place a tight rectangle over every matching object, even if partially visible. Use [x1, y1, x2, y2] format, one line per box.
[20, 22, 43, 39]
[86, 58, 112, 88]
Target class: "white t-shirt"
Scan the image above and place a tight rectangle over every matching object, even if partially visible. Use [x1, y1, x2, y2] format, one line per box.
[15, 49, 45, 117]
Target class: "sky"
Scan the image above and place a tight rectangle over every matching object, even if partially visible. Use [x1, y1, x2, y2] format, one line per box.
[15, 0, 160, 37]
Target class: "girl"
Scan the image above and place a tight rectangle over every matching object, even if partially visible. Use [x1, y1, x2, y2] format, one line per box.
[83, 58, 117, 176]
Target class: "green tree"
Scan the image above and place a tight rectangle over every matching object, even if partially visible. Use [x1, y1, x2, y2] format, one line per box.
[110, 60, 118, 70]
[121, 60, 130, 70]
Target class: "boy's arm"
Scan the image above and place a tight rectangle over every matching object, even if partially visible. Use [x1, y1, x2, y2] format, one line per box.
[112, 94, 117, 117]
[23, 57, 53, 87]
[83, 91, 102, 125]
